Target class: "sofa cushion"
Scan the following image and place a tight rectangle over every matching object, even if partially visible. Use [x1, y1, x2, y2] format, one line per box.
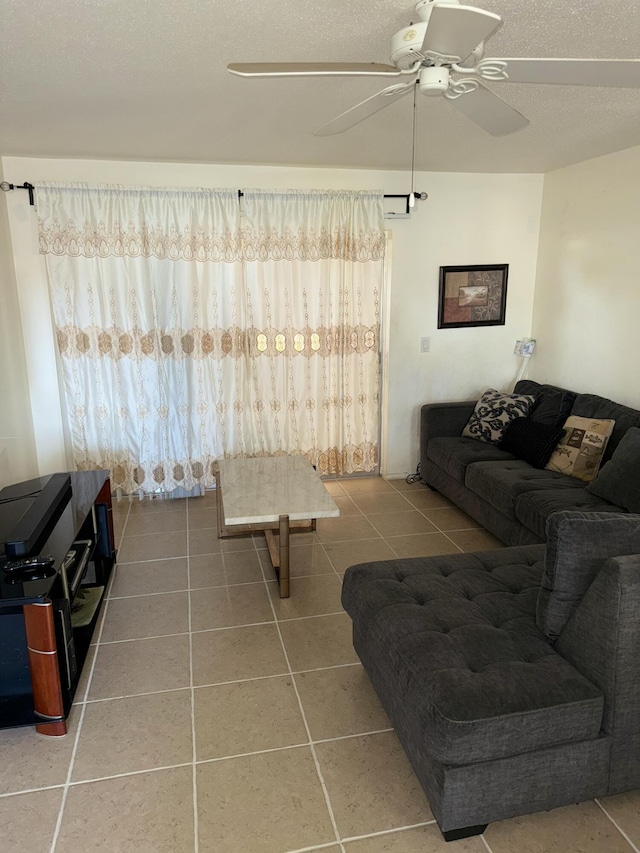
[515, 380, 577, 428]
[466, 460, 585, 518]
[499, 417, 567, 468]
[536, 511, 640, 640]
[587, 427, 640, 513]
[462, 389, 536, 445]
[426, 436, 516, 484]
[514, 488, 621, 542]
[342, 548, 604, 765]
[546, 416, 614, 482]
[570, 393, 640, 462]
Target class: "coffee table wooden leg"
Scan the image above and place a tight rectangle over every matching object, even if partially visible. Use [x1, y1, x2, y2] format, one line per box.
[215, 473, 224, 536]
[279, 514, 290, 599]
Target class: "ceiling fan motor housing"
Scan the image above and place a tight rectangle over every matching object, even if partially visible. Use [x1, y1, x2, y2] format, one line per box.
[390, 23, 429, 70]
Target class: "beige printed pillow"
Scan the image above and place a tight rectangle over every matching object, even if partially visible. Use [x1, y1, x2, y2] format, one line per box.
[461, 388, 536, 445]
[545, 415, 615, 482]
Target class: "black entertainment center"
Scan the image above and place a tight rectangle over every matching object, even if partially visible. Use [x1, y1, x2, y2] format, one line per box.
[0, 471, 115, 737]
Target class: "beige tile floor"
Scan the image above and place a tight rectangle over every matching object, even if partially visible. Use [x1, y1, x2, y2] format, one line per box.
[2, 476, 640, 853]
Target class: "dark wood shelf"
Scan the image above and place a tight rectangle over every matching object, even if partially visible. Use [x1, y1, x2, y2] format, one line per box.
[0, 472, 115, 735]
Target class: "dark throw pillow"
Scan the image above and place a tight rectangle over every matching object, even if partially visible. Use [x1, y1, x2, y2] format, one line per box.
[462, 389, 536, 445]
[530, 388, 575, 428]
[586, 427, 640, 512]
[499, 418, 566, 469]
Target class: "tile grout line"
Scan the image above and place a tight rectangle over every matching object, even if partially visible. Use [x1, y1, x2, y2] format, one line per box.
[281, 843, 341, 853]
[77, 660, 363, 707]
[1, 725, 401, 799]
[109, 575, 284, 599]
[481, 832, 496, 853]
[186, 498, 200, 853]
[48, 498, 130, 853]
[0, 783, 66, 799]
[92, 607, 351, 648]
[595, 799, 640, 853]
[50, 761, 195, 789]
[257, 547, 347, 853]
[411, 496, 481, 553]
[338, 819, 437, 844]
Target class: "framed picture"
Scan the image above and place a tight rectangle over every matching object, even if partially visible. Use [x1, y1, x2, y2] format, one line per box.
[438, 264, 509, 329]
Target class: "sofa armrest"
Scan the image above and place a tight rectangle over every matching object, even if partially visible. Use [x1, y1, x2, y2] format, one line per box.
[421, 401, 477, 442]
[419, 400, 477, 478]
[555, 552, 640, 794]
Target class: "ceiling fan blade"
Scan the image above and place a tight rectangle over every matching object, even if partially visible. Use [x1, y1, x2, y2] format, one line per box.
[497, 58, 640, 88]
[448, 81, 529, 136]
[227, 62, 403, 78]
[422, 5, 502, 62]
[313, 82, 415, 136]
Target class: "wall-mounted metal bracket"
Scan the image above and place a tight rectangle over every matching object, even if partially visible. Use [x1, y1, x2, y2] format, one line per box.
[384, 191, 429, 215]
[0, 181, 35, 205]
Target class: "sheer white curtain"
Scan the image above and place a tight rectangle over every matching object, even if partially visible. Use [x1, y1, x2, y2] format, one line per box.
[38, 184, 384, 493]
[38, 183, 248, 494]
[241, 189, 384, 474]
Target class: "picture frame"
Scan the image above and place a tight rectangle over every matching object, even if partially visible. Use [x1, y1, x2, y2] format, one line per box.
[437, 264, 509, 329]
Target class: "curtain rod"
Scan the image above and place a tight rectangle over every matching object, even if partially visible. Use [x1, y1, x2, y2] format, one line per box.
[236, 190, 428, 214]
[0, 182, 428, 214]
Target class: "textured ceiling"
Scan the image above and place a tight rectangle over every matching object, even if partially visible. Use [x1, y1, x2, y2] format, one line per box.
[1, 0, 640, 173]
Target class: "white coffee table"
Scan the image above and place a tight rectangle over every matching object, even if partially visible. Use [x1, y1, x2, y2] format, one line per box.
[215, 456, 340, 597]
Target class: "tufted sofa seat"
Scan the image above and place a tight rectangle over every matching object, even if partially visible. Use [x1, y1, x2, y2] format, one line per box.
[342, 511, 640, 841]
[343, 548, 602, 766]
[425, 436, 518, 483]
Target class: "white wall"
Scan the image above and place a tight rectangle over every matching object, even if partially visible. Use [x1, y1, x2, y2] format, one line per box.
[2, 156, 544, 478]
[385, 171, 543, 476]
[0, 164, 38, 488]
[530, 145, 640, 408]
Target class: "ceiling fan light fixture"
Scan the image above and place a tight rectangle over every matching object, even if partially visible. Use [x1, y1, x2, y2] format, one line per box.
[419, 66, 450, 96]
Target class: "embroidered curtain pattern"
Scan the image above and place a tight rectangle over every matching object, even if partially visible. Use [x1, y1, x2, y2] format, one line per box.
[240, 190, 383, 475]
[38, 184, 384, 493]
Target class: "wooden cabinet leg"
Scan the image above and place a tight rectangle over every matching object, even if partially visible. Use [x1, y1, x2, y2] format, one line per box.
[23, 602, 67, 737]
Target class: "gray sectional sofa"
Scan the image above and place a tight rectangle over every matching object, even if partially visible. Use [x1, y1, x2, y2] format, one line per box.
[342, 510, 640, 840]
[419, 379, 640, 545]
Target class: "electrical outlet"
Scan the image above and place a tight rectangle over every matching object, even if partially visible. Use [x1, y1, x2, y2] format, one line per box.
[420, 337, 430, 353]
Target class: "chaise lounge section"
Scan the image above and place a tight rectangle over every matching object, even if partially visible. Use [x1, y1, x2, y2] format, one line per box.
[342, 510, 640, 841]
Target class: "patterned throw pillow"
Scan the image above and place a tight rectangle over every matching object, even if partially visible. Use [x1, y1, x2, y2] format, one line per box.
[462, 389, 536, 445]
[545, 415, 615, 482]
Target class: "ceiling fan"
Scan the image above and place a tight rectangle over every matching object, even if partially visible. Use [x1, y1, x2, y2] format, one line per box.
[228, 0, 640, 137]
